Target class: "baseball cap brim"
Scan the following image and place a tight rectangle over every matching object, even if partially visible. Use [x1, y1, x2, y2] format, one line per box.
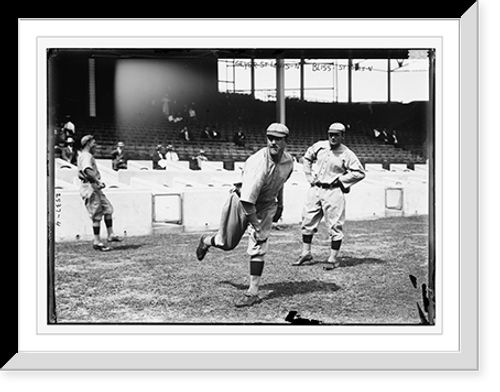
[267, 130, 287, 138]
[266, 123, 289, 138]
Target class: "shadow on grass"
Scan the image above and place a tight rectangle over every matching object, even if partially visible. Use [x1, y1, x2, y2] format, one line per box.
[220, 279, 341, 300]
[340, 256, 386, 267]
[109, 244, 144, 251]
[305, 256, 386, 268]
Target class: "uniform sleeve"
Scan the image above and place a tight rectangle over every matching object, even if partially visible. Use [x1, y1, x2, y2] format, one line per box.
[339, 150, 366, 188]
[239, 156, 266, 205]
[302, 144, 318, 184]
[79, 152, 93, 172]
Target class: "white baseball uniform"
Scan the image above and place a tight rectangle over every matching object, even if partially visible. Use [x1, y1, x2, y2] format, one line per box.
[78, 150, 114, 221]
[300, 140, 365, 241]
[213, 147, 294, 258]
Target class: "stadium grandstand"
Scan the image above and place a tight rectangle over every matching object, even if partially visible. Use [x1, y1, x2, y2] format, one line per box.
[49, 49, 430, 166]
[48, 48, 434, 239]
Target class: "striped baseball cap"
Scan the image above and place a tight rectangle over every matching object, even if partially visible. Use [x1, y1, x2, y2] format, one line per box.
[266, 123, 289, 138]
[328, 122, 346, 133]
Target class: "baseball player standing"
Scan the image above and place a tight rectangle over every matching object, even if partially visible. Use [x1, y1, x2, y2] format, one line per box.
[78, 135, 122, 251]
[196, 123, 294, 307]
[293, 122, 365, 270]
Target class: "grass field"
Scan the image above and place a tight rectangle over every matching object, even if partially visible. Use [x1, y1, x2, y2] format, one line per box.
[54, 215, 430, 325]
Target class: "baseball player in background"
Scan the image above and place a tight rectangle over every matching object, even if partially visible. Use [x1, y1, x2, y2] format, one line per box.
[78, 135, 122, 251]
[196, 123, 294, 307]
[293, 122, 365, 270]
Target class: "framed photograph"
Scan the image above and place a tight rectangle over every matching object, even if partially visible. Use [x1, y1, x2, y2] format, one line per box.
[11, 10, 478, 371]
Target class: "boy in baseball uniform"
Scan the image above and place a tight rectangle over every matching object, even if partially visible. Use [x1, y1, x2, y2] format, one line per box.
[294, 122, 365, 270]
[78, 135, 122, 251]
[196, 123, 294, 307]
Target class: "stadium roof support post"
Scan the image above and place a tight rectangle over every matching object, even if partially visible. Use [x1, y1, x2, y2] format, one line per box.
[250, 58, 255, 99]
[387, 56, 392, 103]
[276, 57, 286, 124]
[348, 58, 353, 103]
[300, 58, 305, 101]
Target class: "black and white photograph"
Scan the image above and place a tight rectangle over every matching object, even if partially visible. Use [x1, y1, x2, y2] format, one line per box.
[12, 10, 490, 380]
[47, 46, 436, 326]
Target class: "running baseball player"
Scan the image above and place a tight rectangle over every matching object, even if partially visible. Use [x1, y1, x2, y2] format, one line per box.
[293, 122, 365, 270]
[78, 135, 122, 251]
[196, 123, 294, 307]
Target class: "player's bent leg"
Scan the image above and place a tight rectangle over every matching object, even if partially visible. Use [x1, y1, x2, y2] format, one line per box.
[104, 214, 122, 243]
[234, 257, 264, 308]
[296, 190, 323, 265]
[91, 220, 111, 252]
[293, 234, 314, 266]
[196, 234, 212, 261]
[197, 191, 248, 260]
[324, 239, 342, 271]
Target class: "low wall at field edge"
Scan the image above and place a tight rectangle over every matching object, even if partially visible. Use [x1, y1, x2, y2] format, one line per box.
[54, 161, 428, 242]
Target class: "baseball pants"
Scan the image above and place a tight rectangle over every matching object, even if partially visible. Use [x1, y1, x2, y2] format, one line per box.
[213, 191, 277, 259]
[300, 186, 345, 241]
[80, 183, 114, 222]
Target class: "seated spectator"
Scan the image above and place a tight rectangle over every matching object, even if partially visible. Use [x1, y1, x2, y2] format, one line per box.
[152, 144, 167, 170]
[62, 115, 75, 138]
[165, 145, 179, 161]
[188, 102, 197, 125]
[390, 129, 399, 146]
[233, 128, 246, 147]
[54, 140, 65, 159]
[211, 125, 221, 140]
[111, 141, 128, 171]
[61, 137, 77, 165]
[179, 127, 191, 141]
[191, 149, 208, 170]
[200, 126, 212, 140]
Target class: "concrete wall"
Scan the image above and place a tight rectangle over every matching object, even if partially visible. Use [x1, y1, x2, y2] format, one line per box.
[54, 187, 152, 242]
[53, 161, 429, 241]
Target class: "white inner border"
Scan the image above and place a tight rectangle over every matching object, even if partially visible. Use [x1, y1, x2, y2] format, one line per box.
[19, 19, 459, 354]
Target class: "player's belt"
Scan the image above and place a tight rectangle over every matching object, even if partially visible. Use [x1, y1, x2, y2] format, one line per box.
[78, 172, 91, 183]
[314, 182, 340, 189]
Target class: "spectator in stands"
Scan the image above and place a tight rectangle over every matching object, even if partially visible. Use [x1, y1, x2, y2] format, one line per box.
[54, 140, 65, 159]
[179, 126, 191, 141]
[62, 115, 75, 139]
[211, 124, 221, 140]
[382, 128, 390, 144]
[165, 145, 179, 161]
[111, 141, 128, 171]
[61, 137, 77, 165]
[152, 144, 167, 170]
[188, 102, 197, 126]
[390, 129, 399, 146]
[192, 149, 208, 170]
[233, 128, 246, 147]
[200, 125, 213, 140]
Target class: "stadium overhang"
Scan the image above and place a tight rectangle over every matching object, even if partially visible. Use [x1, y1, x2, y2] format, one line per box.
[66, 48, 420, 61]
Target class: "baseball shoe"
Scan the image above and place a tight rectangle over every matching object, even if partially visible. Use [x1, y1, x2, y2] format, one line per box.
[196, 234, 210, 261]
[292, 252, 313, 266]
[323, 261, 341, 271]
[234, 292, 262, 308]
[107, 235, 123, 243]
[93, 243, 111, 252]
